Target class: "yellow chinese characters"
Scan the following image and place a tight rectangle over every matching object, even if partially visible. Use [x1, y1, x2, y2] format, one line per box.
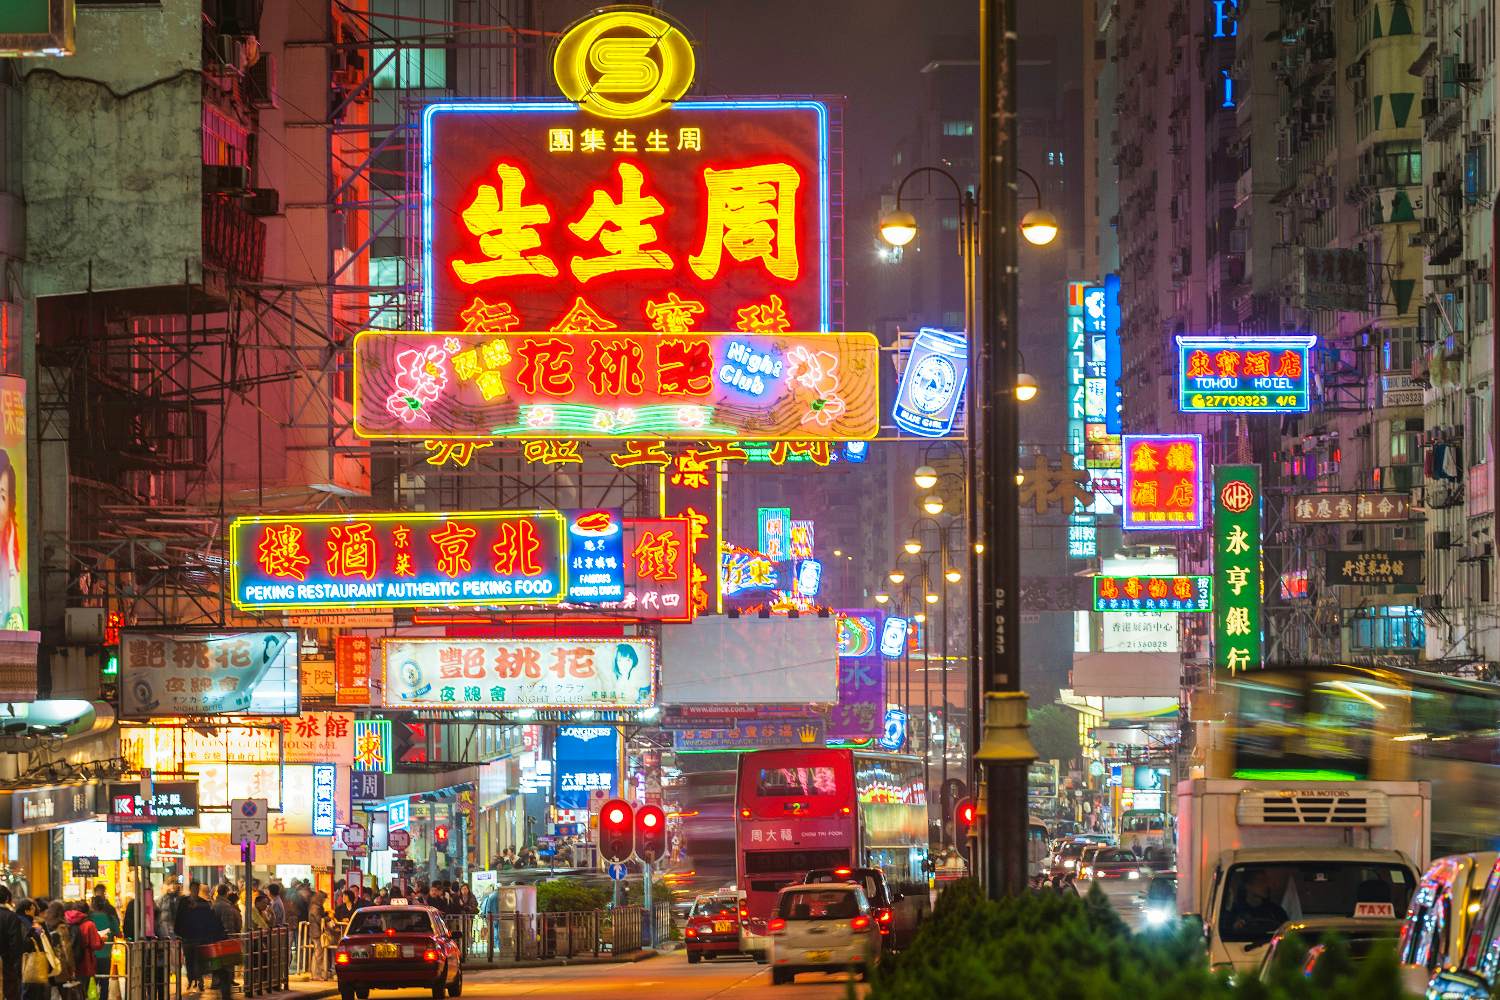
[568, 163, 673, 282]
[452, 163, 557, 283]
[690, 163, 801, 281]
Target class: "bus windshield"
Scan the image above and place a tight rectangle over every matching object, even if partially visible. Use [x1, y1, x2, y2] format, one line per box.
[757, 767, 838, 797]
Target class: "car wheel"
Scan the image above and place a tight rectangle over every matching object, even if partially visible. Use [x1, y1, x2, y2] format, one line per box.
[449, 973, 463, 997]
[432, 977, 446, 999]
[356, 990, 370, 1000]
[687, 951, 701, 964]
[754, 951, 768, 964]
[770, 968, 792, 985]
[340, 985, 356, 1000]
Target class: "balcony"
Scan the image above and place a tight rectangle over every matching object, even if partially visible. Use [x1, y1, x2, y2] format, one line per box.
[202, 195, 265, 282]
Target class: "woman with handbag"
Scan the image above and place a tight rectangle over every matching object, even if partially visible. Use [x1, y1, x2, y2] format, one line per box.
[16, 901, 58, 1000]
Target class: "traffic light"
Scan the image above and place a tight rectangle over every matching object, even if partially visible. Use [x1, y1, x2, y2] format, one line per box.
[433, 824, 449, 853]
[954, 798, 975, 861]
[634, 804, 666, 864]
[599, 798, 633, 863]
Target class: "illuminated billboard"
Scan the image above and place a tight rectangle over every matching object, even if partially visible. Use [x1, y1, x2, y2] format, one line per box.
[351, 330, 877, 441]
[422, 100, 832, 334]
[892, 327, 969, 438]
[119, 630, 299, 718]
[1092, 575, 1211, 613]
[384, 637, 656, 710]
[1177, 335, 1316, 413]
[229, 510, 568, 610]
[1121, 434, 1203, 531]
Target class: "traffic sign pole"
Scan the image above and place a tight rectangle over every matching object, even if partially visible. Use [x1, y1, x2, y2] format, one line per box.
[643, 861, 653, 949]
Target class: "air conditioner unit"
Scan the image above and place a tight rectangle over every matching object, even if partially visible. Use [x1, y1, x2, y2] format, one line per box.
[1432, 530, 1454, 549]
[243, 187, 279, 216]
[1421, 97, 1440, 118]
[203, 164, 250, 193]
[1417, 593, 1444, 610]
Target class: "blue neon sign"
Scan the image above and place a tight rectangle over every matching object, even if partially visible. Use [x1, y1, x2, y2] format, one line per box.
[880, 616, 909, 659]
[313, 764, 336, 837]
[892, 327, 969, 438]
[1177, 335, 1317, 413]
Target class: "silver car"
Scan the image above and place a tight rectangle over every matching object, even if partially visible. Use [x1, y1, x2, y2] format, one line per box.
[768, 882, 881, 985]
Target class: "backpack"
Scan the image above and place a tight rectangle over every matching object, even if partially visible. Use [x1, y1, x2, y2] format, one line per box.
[51, 926, 77, 984]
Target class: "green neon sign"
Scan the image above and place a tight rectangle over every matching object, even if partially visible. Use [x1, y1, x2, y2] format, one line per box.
[1213, 464, 1262, 673]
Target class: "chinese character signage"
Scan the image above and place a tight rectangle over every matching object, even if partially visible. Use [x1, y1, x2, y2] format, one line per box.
[1122, 434, 1203, 531]
[830, 610, 884, 739]
[564, 508, 624, 603]
[229, 510, 567, 610]
[106, 781, 200, 830]
[789, 520, 815, 560]
[1290, 492, 1411, 524]
[335, 636, 372, 705]
[554, 725, 617, 811]
[422, 99, 833, 335]
[673, 718, 825, 750]
[1066, 283, 1097, 557]
[349, 770, 385, 805]
[620, 517, 692, 621]
[0, 376, 26, 631]
[383, 637, 656, 710]
[313, 764, 336, 837]
[352, 330, 878, 442]
[119, 630, 299, 718]
[661, 459, 722, 615]
[352, 719, 393, 774]
[1177, 335, 1316, 413]
[1092, 575, 1211, 612]
[1324, 550, 1423, 586]
[1213, 465, 1262, 674]
[721, 546, 778, 597]
[892, 327, 968, 438]
[757, 507, 791, 561]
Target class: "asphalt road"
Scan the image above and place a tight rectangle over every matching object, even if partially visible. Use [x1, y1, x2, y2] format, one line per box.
[370, 953, 871, 998]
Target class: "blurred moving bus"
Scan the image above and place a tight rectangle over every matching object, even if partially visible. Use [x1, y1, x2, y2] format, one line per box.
[1205, 663, 1500, 856]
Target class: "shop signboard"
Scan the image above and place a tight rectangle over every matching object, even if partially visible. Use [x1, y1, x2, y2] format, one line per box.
[335, 636, 372, 705]
[352, 720, 393, 774]
[1289, 492, 1411, 524]
[555, 725, 618, 810]
[1121, 434, 1203, 531]
[618, 517, 692, 621]
[829, 610, 884, 739]
[121, 712, 355, 768]
[229, 510, 567, 611]
[384, 637, 656, 710]
[1092, 575, 1211, 613]
[1324, 550, 1424, 586]
[892, 327, 969, 438]
[1213, 465, 1262, 674]
[0, 376, 28, 632]
[349, 770, 385, 806]
[1176, 335, 1316, 413]
[119, 630, 299, 718]
[105, 781, 199, 830]
[673, 718, 826, 751]
[563, 508, 625, 603]
[313, 764, 336, 837]
[10, 783, 95, 833]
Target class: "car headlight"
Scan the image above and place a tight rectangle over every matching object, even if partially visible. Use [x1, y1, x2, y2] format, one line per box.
[1063, 859, 1075, 869]
[1127, 871, 1140, 880]
[1082, 868, 1092, 877]
[1145, 909, 1169, 926]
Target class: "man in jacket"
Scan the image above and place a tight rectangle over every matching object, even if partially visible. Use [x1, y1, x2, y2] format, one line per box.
[211, 885, 241, 935]
[0, 885, 27, 1000]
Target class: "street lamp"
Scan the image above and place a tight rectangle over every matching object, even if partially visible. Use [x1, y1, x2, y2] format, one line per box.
[878, 209, 919, 247]
[914, 612, 927, 624]
[1015, 372, 1040, 402]
[1020, 208, 1059, 247]
[875, 592, 890, 605]
[888, 570, 906, 585]
[924, 592, 939, 605]
[922, 495, 945, 516]
[945, 568, 962, 584]
[903, 538, 922, 555]
[913, 465, 939, 490]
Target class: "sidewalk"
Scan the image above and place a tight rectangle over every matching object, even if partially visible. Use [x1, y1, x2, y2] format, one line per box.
[261, 952, 663, 999]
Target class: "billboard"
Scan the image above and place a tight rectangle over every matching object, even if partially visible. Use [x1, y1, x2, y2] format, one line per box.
[619, 517, 692, 621]
[554, 725, 618, 810]
[119, 630, 299, 718]
[660, 616, 838, 703]
[0, 376, 25, 631]
[383, 637, 656, 710]
[106, 781, 200, 830]
[829, 610, 885, 739]
[351, 330, 878, 442]
[422, 100, 833, 334]
[1176, 335, 1316, 413]
[1066, 283, 1096, 557]
[892, 327, 968, 438]
[1092, 575, 1210, 613]
[1213, 465, 1262, 674]
[1324, 550, 1423, 586]
[1290, 492, 1411, 524]
[1121, 434, 1203, 531]
[229, 510, 568, 611]
[120, 713, 355, 768]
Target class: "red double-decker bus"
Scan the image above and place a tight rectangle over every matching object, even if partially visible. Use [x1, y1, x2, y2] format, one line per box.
[734, 747, 927, 948]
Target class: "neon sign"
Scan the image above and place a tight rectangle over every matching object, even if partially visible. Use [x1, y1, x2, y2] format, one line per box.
[564, 508, 625, 604]
[757, 507, 791, 560]
[384, 637, 657, 710]
[789, 519, 815, 560]
[1093, 575, 1211, 613]
[1213, 465, 1262, 674]
[1177, 336, 1316, 413]
[352, 330, 878, 441]
[892, 327, 969, 438]
[552, 8, 696, 120]
[1066, 283, 1096, 556]
[620, 517, 693, 622]
[352, 719, 393, 774]
[422, 101, 833, 335]
[1121, 434, 1203, 531]
[794, 559, 823, 597]
[313, 764, 336, 837]
[879, 616, 909, 659]
[720, 546, 778, 596]
[229, 510, 567, 610]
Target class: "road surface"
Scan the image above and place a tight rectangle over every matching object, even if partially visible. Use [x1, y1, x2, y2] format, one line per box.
[369, 953, 871, 998]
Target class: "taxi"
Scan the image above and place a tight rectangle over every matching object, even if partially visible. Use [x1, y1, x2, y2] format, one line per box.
[684, 893, 744, 963]
[334, 903, 463, 999]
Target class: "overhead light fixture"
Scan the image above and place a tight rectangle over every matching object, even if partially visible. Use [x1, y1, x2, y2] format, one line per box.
[879, 209, 919, 247]
[888, 571, 906, 585]
[1015, 372, 1040, 402]
[922, 495, 945, 516]
[913, 465, 938, 490]
[904, 538, 922, 555]
[945, 569, 961, 583]
[874, 593, 890, 605]
[1020, 208, 1059, 246]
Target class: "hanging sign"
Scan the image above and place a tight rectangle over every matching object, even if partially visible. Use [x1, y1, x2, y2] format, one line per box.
[383, 637, 657, 710]
[1213, 465, 1262, 674]
[1121, 434, 1203, 531]
[1177, 335, 1315, 413]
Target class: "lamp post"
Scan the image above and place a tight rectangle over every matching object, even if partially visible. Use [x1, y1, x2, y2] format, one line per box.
[912, 514, 964, 846]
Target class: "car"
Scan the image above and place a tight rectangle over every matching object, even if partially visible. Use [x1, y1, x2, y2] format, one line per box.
[334, 904, 463, 999]
[1077, 844, 1111, 879]
[684, 893, 744, 963]
[1254, 917, 1403, 982]
[1426, 854, 1500, 998]
[1396, 852, 1498, 997]
[1140, 872, 1178, 928]
[1051, 839, 1088, 875]
[1086, 847, 1149, 882]
[768, 882, 881, 985]
[801, 866, 902, 949]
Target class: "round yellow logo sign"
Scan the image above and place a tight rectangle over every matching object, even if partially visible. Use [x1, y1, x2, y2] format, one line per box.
[553, 8, 695, 120]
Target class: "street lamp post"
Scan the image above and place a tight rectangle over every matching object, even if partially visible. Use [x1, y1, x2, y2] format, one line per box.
[912, 515, 963, 846]
[977, 0, 1037, 899]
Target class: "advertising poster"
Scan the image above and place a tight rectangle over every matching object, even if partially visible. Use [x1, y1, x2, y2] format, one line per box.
[119, 630, 299, 718]
[383, 637, 656, 710]
[554, 725, 618, 811]
[829, 610, 884, 739]
[0, 376, 24, 630]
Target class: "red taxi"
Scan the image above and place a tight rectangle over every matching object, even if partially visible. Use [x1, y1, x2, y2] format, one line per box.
[685, 893, 745, 963]
[334, 904, 463, 999]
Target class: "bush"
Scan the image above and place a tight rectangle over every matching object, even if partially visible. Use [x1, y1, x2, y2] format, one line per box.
[866, 881, 1413, 1000]
[535, 878, 610, 913]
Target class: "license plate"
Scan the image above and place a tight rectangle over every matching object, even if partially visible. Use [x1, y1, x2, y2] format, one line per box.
[374, 943, 399, 959]
[713, 921, 732, 933]
[805, 950, 831, 962]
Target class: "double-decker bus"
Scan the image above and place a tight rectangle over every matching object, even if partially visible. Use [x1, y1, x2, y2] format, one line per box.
[734, 747, 927, 929]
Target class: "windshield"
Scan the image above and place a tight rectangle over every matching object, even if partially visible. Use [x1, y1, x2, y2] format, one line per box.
[346, 911, 436, 936]
[757, 767, 838, 797]
[1217, 862, 1414, 944]
[1147, 878, 1176, 903]
[1096, 849, 1139, 863]
[777, 889, 865, 920]
[1121, 811, 1166, 832]
[806, 870, 882, 902]
[692, 899, 738, 919]
[1058, 842, 1086, 859]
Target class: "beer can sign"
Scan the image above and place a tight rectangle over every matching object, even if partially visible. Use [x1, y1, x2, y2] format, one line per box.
[892, 327, 969, 438]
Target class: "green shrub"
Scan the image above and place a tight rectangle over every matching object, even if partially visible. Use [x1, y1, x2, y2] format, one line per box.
[865, 881, 1414, 1000]
[535, 878, 610, 913]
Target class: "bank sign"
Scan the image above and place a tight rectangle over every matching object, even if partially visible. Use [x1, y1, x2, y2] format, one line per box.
[1177, 335, 1316, 413]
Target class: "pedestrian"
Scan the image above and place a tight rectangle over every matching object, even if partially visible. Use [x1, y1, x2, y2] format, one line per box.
[89, 886, 117, 924]
[63, 901, 104, 1000]
[0, 886, 27, 1000]
[41, 901, 77, 1000]
[16, 900, 53, 1000]
[176, 886, 231, 999]
[455, 883, 477, 916]
[266, 884, 287, 928]
[155, 876, 183, 941]
[306, 891, 329, 980]
[333, 890, 355, 922]
[212, 884, 241, 936]
[86, 897, 119, 1000]
[251, 895, 272, 931]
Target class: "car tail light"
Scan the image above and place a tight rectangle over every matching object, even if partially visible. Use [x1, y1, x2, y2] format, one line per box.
[386, 929, 396, 937]
[335, 951, 350, 965]
[840, 806, 852, 814]
[739, 907, 748, 919]
[768, 918, 786, 933]
[851, 915, 871, 931]
[423, 949, 441, 963]
[740, 808, 751, 818]
[685, 927, 698, 938]
[877, 908, 893, 924]
[834, 868, 853, 876]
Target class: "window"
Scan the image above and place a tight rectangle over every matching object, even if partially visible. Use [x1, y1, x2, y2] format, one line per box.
[1382, 326, 1417, 374]
[346, 910, 435, 935]
[777, 889, 865, 920]
[1351, 606, 1425, 651]
[1376, 140, 1422, 186]
[942, 120, 974, 137]
[372, 47, 447, 90]
[1217, 862, 1413, 943]
[756, 767, 837, 797]
[1467, 145, 1488, 204]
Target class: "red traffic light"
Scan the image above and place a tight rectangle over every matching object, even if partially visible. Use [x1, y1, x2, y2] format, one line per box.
[434, 824, 449, 840]
[599, 799, 634, 864]
[634, 804, 667, 864]
[954, 797, 975, 833]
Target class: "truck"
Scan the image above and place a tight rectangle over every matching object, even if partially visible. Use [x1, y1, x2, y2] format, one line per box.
[1176, 778, 1430, 973]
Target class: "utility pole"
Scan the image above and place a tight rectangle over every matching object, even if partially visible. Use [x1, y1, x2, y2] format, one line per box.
[976, 0, 1037, 899]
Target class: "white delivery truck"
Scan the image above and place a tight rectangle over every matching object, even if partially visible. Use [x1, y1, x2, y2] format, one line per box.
[1176, 778, 1429, 973]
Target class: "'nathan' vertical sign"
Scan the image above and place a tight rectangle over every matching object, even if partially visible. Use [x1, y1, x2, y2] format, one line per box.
[1213, 465, 1262, 673]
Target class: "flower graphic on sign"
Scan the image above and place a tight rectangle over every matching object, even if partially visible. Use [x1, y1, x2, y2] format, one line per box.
[783, 346, 847, 428]
[386, 345, 450, 424]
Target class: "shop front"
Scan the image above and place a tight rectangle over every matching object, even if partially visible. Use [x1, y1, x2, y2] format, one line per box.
[1, 782, 103, 899]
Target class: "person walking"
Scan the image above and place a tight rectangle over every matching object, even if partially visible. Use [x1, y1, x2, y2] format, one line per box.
[266, 884, 287, 929]
[211, 885, 241, 936]
[306, 892, 329, 980]
[63, 902, 104, 1000]
[89, 887, 117, 924]
[40, 901, 76, 1000]
[16, 901, 54, 1000]
[0, 887, 27, 1000]
[85, 898, 118, 1000]
[176, 887, 230, 999]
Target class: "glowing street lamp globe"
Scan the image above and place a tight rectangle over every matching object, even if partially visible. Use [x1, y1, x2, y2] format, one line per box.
[879, 210, 919, 247]
[1020, 208, 1059, 246]
[913, 465, 939, 490]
